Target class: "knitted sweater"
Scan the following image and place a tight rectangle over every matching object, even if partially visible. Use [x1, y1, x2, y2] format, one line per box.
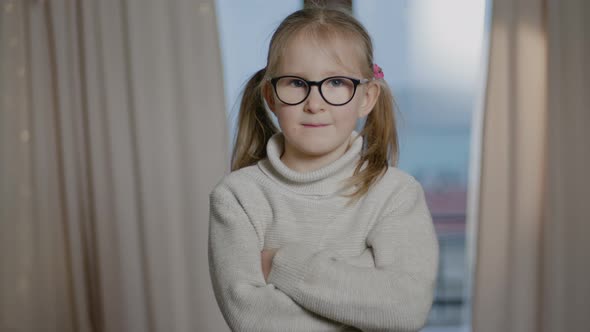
[208, 130, 439, 332]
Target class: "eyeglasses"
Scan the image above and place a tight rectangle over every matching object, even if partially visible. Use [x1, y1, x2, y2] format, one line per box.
[269, 75, 370, 106]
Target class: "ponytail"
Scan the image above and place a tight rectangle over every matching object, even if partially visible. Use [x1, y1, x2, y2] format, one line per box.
[231, 68, 279, 171]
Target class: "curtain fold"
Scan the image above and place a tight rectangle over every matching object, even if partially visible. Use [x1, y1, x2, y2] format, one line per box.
[1, 0, 230, 331]
[542, 0, 590, 330]
[472, 0, 589, 331]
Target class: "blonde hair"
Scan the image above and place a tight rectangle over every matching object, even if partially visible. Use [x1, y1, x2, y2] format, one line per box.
[231, 6, 399, 206]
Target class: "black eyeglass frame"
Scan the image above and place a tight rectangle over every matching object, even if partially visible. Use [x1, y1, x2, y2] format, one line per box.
[269, 75, 370, 106]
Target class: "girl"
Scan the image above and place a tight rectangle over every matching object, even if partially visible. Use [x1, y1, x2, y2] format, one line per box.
[208, 6, 439, 332]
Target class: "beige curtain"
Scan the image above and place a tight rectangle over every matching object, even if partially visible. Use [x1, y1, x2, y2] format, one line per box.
[1, 0, 229, 331]
[471, 0, 590, 331]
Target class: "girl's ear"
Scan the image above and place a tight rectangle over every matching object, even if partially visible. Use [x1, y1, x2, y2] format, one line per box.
[263, 83, 276, 113]
[358, 81, 380, 118]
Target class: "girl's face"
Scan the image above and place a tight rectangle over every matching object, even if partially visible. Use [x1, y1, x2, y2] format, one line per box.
[264, 34, 380, 170]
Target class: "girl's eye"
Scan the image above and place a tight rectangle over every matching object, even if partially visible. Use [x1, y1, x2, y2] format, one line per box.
[289, 79, 306, 88]
[328, 79, 343, 87]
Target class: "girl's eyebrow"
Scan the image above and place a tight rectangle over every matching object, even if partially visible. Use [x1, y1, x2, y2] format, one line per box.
[280, 70, 359, 78]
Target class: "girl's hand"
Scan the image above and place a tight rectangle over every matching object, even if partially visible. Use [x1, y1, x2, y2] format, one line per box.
[261, 248, 279, 283]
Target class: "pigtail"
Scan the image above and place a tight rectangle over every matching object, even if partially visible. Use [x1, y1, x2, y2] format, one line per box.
[230, 68, 279, 171]
[342, 80, 399, 206]
[364, 81, 399, 167]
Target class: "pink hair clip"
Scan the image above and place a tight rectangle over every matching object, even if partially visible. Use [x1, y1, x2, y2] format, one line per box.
[373, 64, 384, 79]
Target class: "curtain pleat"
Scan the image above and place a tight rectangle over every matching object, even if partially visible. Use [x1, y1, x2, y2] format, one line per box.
[542, 0, 590, 331]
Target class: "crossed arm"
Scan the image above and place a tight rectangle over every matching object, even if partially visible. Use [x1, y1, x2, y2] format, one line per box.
[208, 179, 439, 332]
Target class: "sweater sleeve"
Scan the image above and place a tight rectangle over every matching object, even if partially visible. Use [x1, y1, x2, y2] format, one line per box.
[208, 186, 354, 332]
[266, 179, 440, 332]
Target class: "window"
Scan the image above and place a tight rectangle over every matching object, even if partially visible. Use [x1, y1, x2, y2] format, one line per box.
[355, 1, 490, 330]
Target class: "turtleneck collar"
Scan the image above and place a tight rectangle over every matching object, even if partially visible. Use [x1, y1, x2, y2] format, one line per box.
[257, 130, 364, 196]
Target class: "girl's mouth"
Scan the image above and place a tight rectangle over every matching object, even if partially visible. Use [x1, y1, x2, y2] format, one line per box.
[302, 124, 329, 128]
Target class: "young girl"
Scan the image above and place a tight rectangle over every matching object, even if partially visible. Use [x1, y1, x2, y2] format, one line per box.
[208, 6, 439, 332]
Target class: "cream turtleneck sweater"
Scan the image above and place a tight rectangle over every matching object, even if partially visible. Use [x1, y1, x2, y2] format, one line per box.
[208, 130, 439, 332]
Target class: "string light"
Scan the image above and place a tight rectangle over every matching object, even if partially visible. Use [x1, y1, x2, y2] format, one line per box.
[20, 130, 30, 143]
[4, 2, 14, 14]
[198, 3, 211, 15]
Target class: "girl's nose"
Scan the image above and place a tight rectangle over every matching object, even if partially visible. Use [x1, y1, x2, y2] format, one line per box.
[304, 86, 325, 113]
